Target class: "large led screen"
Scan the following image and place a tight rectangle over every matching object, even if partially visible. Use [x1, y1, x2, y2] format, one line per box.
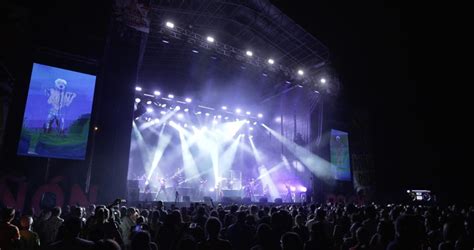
[17, 63, 96, 159]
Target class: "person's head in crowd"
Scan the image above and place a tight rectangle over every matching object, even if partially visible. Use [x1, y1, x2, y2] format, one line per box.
[51, 206, 62, 218]
[171, 210, 183, 224]
[136, 216, 145, 225]
[377, 220, 394, 240]
[365, 206, 376, 220]
[1, 207, 16, 223]
[281, 232, 303, 250]
[140, 209, 149, 218]
[156, 201, 163, 210]
[356, 227, 370, 246]
[177, 237, 197, 250]
[127, 207, 138, 221]
[210, 210, 218, 218]
[348, 222, 361, 238]
[237, 211, 247, 223]
[256, 223, 274, 246]
[71, 206, 83, 219]
[230, 204, 239, 214]
[20, 215, 33, 230]
[151, 210, 160, 223]
[315, 208, 326, 221]
[395, 214, 423, 246]
[131, 231, 152, 250]
[205, 217, 222, 239]
[443, 219, 464, 243]
[64, 217, 83, 238]
[295, 214, 305, 227]
[96, 239, 121, 250]
[120, 206, 127, 218]
[245, 214, 256, 226]
[197, 206, 206, 217]
[250, 205, 258, 215]
[88, 204, 96, 216]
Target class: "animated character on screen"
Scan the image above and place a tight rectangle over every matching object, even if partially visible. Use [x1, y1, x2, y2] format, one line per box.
[44, 78, 77, 134]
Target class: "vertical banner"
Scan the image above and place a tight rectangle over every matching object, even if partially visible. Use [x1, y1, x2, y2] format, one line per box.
[330, 129, 351, 181]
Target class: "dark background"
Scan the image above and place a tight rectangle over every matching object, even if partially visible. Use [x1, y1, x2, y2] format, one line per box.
[1, 0, 469, 203]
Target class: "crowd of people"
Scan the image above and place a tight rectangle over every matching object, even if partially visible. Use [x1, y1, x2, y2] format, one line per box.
[1, 200, 474, 250]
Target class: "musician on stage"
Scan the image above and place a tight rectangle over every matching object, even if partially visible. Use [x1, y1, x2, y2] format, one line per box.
[285, 184, 293, 203]
[156, 178, 167, 200]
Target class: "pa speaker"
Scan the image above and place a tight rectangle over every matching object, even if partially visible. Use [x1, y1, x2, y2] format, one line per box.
[274, 198, 283, 204]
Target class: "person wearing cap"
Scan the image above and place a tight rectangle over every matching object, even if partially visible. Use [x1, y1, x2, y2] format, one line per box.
[0, 207, 21, 250]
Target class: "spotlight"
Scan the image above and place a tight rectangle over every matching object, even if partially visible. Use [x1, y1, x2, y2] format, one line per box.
[135, 98, 141, 103]
[175, 106, 181, 111]
[246, 120, 250, 124]
[165, 21, 175, 28]
[249, 135, 253, 139]
[94, 126, 98, 131]
[135, 86, 142, 91]
[213, 120, 218, 124]
[154, 118, 160, 123]
[185, 98, 192, 103]
[184, 108, 189, 112]
[300, 186, 307, 192]
[146, 107, 153, 113]
[290, 186, 296, 192]
[297, 69, 304, 76]
[235, 108, 241, 114]
[184, 123, 188, 128]
[146, 100, 152, 105]
[253, 122, 257, 125]
[161, 104, 167, 108]
[246, 50, 253, 57]
[268, 58, 274, 64]
[249, 127, 254, 131]
[192, 49, 199, 54]
[221, 106, 227, 110]
[257, 113, 263, 118]
[320, 78, 327, 84]
[205, 113, 210, 116]
[177, 113, 184, 119]
[246, 111, 251, 115]
[217, 115, 222, 118]
[168, 94, 174, 99]
[209, 188, 215, 192]
[154, 91, 161, 96]
[206, 36, 215, 43]
[224, 117, 229, 120]
[160, 111, 166, 115]
[196, 111, 202, 115]
[162, 40, 170, 44]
